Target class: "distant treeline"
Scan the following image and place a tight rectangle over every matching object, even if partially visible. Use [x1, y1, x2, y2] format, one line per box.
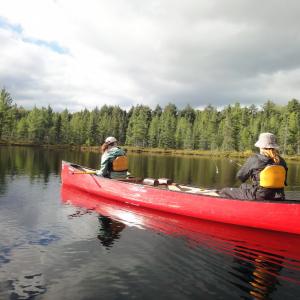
[0, 88, 300, 154]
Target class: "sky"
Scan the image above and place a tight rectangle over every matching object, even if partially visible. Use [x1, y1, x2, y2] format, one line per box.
[1, 0, 300, 112]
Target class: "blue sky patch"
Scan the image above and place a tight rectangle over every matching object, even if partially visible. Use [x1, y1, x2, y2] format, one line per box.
[22, 37, 69, 54]
[0, 16, 22, 33]
[0, 15, 68, 54]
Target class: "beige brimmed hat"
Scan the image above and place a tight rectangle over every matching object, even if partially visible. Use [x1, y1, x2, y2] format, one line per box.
[105, 136, 117, 145]
[254, 132, 279, 149]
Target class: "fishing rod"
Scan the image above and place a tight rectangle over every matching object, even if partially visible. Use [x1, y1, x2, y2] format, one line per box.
[227, 158, 242, 167]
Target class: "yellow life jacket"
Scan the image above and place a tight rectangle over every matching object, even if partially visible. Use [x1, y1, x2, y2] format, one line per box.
[112, 155, 128, 172]
[259, 165, 286, 188]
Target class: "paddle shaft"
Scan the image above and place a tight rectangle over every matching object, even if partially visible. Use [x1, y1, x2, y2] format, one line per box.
[73, 171, 97, 174]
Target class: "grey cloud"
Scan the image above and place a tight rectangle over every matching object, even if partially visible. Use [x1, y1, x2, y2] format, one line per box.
[1, 0, 300, 111]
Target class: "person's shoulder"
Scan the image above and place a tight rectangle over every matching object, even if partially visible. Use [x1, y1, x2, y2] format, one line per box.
[244, 153, 268, 168]
[279, 156, 288, 167]
[118, 147, 126, 155]
[111, 147, 125, 155]
[255, 153, 271, 162]
[246, 153, 260, 163]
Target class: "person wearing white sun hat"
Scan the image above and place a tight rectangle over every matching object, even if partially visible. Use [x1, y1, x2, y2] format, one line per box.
[96, 136, 128, 179]
[219, 133, 288, 200]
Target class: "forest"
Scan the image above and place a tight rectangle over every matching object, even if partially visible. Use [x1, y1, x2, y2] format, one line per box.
[0, 88, 300, 155]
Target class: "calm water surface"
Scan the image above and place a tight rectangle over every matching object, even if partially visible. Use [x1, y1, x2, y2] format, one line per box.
[1, 146, 300, 299]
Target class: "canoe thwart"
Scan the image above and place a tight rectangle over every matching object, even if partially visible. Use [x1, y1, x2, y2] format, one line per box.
[158, 178, 172, 185]
[143, 178, 159, 186]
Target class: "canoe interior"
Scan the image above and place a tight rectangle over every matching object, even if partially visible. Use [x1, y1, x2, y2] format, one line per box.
[68, 162, 220, 196]
[66, 161, 300, 202]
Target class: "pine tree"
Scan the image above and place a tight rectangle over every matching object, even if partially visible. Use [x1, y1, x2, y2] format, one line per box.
[148, 115, 160, 148]
[86, 109, 98, 145]
[175, 117, 192, 149]
[158, 104, 177, 149]
[16, 117, 28, 140]
[126, 105, 151, 146]
[27, 107, 46, 143]
[60, 109, 71, 144]
[0, 88, 13, 140]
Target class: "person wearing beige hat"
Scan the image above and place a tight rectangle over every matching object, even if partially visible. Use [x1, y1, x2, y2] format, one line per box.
[96, 136, 128, 178]
[219, 133, 288, 200]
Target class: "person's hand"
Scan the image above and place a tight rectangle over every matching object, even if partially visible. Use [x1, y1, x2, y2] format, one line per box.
[96, 170, 103, 176]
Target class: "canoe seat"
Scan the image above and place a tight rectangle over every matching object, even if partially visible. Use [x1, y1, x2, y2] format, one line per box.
[117, 177, 143, 184]
[168, 184, 182, 192]
[174, 185, 220, 196]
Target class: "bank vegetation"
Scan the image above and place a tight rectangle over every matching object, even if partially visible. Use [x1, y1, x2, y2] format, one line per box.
[1, 88, 300, 160]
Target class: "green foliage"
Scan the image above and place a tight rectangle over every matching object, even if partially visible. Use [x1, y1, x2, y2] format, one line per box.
[125, 105, 151, 147]
[175, 117, 192, 149]
[158, 103, 177, 149]
[1, 87, 300, 155]
[148, 115, 160, 148]
[0, 88, 13, 139]
[193, 105, 219, 150]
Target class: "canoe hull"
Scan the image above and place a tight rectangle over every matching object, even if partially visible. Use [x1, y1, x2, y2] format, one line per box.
[62, 185, 300, 264]
[61, 161, 300, 234]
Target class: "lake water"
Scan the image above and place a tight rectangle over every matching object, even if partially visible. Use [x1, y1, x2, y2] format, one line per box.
[1, 146, 300, 299]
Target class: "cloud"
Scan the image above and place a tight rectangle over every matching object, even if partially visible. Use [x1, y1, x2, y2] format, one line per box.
[0, 0, 300, 111]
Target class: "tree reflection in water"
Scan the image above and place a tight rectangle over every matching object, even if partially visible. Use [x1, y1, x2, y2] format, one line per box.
[97, 216, 126, 248]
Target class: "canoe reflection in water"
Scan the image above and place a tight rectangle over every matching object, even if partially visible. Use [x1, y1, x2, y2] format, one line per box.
[61, 185, 300, 298]
[231, 247, 284, 300]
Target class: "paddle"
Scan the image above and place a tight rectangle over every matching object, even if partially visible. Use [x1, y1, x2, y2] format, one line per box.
[73, 171, 97, 175]
[70, 164, 101, 187]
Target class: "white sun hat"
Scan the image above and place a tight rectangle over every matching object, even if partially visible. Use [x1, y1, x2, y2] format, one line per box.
[254, 132, 279, 149]
[105, 136, 117, 145]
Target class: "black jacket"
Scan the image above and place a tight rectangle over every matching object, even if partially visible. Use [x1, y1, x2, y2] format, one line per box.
[237, 154, 288, 200]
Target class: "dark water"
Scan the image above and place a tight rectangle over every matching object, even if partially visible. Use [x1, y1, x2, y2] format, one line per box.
[1, 146, 300, 299]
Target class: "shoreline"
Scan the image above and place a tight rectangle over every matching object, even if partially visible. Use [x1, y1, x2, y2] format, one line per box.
[1, 142, 300, 161]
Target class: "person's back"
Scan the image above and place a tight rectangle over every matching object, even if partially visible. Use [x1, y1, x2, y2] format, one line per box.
[219, 133, 288, 201]
[96, 136, 128, 179]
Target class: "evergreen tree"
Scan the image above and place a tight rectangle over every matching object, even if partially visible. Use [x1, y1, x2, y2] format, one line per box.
[220, 113, 236, 151]
[158, 104, 177, 149]
[148, 115, 160, 148]
[126, 105, 151, 146]
[60, 109, 71, 144]
[98, 105, 112, 143]
[175, 117, 193, 149]
[27, 107, 46, 143]
[110, 106, 127, 144]
[193, 105, 218, 150]
[53, 114, 62, 143]
[152, 105, 162, 117]
[86, 109, 98, 145]
[179, 104, 195, 123]
[16, 117, 28, 140]
[0, 88, 13, 140]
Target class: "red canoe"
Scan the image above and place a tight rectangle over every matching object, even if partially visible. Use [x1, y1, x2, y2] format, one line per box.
[61, 185, 300, 268]
[61, 161, 300, 235]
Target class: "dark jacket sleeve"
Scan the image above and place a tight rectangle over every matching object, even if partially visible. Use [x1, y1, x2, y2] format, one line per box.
[280, 157, 288, 186]
[236, 156, 257, 182]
